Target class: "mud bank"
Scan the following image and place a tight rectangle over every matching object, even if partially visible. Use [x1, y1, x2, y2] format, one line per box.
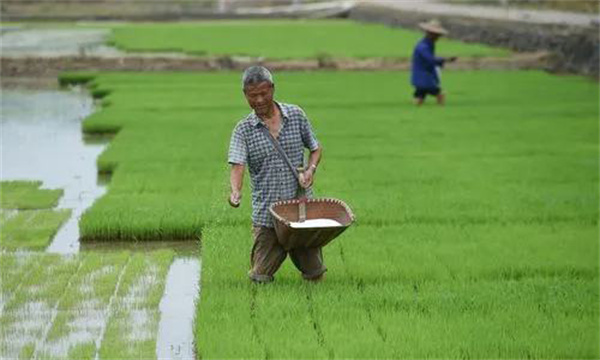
[349, 3, 599, 76]
[1, 52, 549, 77]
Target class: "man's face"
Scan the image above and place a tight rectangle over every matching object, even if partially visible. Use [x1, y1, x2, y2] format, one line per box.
[244, 81, 274, 116]
[427, 32, 441, 42]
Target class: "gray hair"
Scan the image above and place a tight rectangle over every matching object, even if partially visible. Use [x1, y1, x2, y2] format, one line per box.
[242, 66, 274, 89]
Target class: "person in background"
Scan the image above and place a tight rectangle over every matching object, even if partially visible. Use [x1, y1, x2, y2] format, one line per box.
[411, 19, 458, 106]
[228, 66, 325, 283]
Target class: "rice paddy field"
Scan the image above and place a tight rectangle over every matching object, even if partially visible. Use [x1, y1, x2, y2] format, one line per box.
[56, 69, 598, 358]
[1, 18, 598, 359]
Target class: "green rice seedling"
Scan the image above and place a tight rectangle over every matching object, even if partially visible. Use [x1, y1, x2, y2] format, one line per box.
[0, 180, 64, 210]
[62, 70, 598, 241]
[54, 69, 598, 358]
[18, 343, 34, 359]
[67, 342, 96, 360]
[39, 252, 130, 359]
[0, 254, 81, 359]
[98, 251, 174, 360]
[194, 226, 266, 359]
[107, 20, 507, 59]
[0, 209, 71, 250]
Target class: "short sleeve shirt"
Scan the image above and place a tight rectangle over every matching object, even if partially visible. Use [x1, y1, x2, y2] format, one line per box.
[228, 102, 320, 227]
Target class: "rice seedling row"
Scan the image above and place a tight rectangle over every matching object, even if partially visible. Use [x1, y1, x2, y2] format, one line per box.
[0, 180, 71, 251]
[0, 181, 64, 210]
[0, 251, 175, 359]
[0, 210, 72, 250]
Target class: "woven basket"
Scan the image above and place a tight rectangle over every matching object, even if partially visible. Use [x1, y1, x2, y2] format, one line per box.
[269, 198, 355, 251]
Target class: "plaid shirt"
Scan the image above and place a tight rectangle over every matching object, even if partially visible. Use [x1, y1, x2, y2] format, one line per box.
[228, 102, 320, 227]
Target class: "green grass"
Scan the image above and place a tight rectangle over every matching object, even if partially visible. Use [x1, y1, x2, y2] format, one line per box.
[107, 19, 508, 59]
[0, 180, 64, 210]
[57, 69, 599, 357]
[0, 209, 71, 250]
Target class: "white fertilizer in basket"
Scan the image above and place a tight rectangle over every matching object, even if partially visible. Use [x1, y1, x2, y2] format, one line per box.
[289, 219, 343, 228]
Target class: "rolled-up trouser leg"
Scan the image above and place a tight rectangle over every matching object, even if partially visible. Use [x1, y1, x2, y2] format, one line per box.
[248, 226, 287, 283]
[289, 246, 327, 280]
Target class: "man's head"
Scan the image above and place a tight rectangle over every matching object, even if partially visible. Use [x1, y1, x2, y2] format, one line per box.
[242, 66, 275, 117]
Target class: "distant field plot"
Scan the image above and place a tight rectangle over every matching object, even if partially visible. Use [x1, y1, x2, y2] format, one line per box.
[0, 250, 174, 359]
[107, 20, 508, 58]
[60, 70, 599, 357]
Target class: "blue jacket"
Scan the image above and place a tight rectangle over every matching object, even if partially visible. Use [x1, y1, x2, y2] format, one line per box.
[411, 37, 445, 89]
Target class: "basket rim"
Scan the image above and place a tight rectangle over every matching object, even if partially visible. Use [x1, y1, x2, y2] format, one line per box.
[269, 197, 355, 227]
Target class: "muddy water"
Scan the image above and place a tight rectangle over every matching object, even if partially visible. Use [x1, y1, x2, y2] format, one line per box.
[157, 257, 201, 360]
[0, 85, 107, 253]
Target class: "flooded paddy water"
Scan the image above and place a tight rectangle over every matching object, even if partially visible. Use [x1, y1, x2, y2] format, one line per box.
[1, 27, 123, 58]
[1, 79, 201, 359]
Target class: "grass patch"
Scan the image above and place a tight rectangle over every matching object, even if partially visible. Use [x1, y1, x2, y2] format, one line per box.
[106, 19, 508, 59]
[0, 180, 64, 210]
[0, 209, 71, 250]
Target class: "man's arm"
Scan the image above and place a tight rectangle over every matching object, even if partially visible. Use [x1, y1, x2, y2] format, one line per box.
[417, 44, 445, 67]
[301, 146, 322, 188]
[229, 163, 245, 207]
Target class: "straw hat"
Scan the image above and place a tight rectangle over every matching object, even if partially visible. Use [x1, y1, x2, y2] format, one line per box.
[418, 19, 449, 35]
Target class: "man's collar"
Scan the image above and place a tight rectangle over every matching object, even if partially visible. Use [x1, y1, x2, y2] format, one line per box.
[250, 101, 289, 127]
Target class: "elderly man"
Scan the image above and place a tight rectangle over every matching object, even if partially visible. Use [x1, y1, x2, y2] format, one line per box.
[411, 19, 457, 106]
[228, 66, 325, 283]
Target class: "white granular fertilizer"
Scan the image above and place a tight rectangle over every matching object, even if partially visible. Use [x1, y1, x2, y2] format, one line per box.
[289, 219, 343, 228]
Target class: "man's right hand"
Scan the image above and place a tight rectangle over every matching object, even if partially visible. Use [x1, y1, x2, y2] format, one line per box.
[229, 191, 241, 208]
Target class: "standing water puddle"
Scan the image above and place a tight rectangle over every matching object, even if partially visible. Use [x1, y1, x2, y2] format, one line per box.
[157, 257, 201, 359]
[1, 81, 201, 359]
[1, 85, 106, 253]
